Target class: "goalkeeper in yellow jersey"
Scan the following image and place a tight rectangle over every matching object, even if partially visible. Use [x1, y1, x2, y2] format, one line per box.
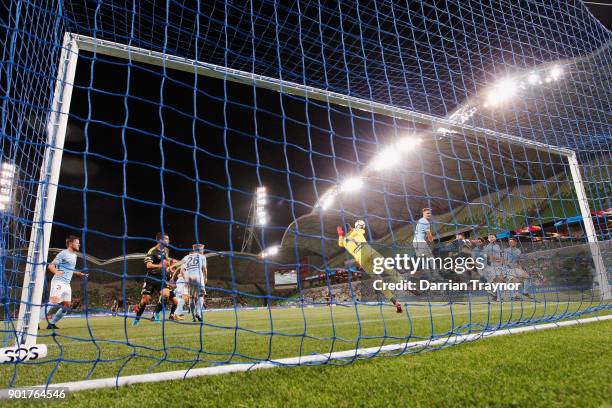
[337, 219, 405, 313]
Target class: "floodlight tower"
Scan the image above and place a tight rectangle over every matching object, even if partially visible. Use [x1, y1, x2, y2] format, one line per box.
[241, 186, 268, 253]
[0, 162, 17, 256]
[0, 163, 17, 213]
[0, 162, 17, 341]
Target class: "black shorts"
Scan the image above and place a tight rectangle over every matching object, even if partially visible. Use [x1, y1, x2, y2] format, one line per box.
[141, 277, 175, 298]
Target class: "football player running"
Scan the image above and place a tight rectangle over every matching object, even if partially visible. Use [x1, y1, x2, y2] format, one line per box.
[43, 235, 88, 329]
[132, 232, 180, 325]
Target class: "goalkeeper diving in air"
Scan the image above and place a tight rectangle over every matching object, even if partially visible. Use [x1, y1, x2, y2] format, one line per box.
[337, 219, 414, 313]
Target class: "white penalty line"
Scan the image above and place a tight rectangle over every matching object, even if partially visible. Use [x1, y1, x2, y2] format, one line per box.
[4, 314, 611, 395]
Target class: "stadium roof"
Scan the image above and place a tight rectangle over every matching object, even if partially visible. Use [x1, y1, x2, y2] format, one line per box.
[276, 41, 612, 269]
[40, 248, 274, 292]
[45, 248, 273, 288]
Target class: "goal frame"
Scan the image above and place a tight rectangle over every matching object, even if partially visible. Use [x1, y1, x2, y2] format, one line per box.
[3, 32, 610, 362]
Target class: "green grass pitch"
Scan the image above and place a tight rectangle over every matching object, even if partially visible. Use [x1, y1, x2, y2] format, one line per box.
[2, 299, 611, 407]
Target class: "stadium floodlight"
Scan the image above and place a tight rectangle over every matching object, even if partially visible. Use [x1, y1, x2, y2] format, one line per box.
[0, 162, 16, 213]
[340, 177, 364, 193]
[550, 66, 563, 80]
[318, 193, 335, 211]
[484, 78, 518, 107]
[255, 186, 268, 225]
[527, 73, 539, 85]
[395, 137, 421, 152]
[0, 195, 10, 211]
[371, 146, 401, 170]
[261, 245, 279, 258]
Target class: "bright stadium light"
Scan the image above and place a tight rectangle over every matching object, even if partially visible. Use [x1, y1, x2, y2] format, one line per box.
[372, 146, 401, 170]
[395, 137, 421, 152]
[0, 195, 10, 211]
[485, 78, 518, 107]
[255, 186, 268, 225]
[261, 245, 279, 258]
[527, 73, 539, 85]
[0, 163, 16, 213]
[497, 79, 517, 95]
[550, 66, 563, 80]
[318, 193, 335, 211]
[340, 177, 363, 193]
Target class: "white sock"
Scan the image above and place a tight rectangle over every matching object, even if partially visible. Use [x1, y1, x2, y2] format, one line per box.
[197, 297, 204, 316]
[176, 297, 185, 315]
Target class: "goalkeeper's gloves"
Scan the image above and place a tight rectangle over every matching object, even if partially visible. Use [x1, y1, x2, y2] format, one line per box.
[336, 225, 345, 237]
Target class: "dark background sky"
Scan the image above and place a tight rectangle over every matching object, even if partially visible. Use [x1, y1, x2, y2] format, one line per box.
[584, 1, 611, 29]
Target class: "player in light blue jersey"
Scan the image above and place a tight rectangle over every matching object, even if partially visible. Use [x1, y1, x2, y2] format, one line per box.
[178, 244, 207, 322]
[413, 209, 433, 246]
[412, 208, 440, 279]
[502, 237, 531, 300]
[483, 234, 503, 301]
[44, 235, 88, 330]
[471, 238, 487, 279]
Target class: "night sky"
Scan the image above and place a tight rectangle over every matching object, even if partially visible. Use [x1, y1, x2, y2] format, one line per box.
[584, 2, 611, 30]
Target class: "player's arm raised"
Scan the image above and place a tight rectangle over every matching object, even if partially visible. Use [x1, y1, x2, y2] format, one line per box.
[336, 225, 346, 248]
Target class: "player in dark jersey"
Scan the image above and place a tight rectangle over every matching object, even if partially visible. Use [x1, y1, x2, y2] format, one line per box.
[132, 232, 180, 325]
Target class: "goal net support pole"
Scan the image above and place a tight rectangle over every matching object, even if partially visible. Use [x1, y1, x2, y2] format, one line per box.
[2, 32, 609, 363]
[0, 33, 78, 363]
[567, 151, 611, 300]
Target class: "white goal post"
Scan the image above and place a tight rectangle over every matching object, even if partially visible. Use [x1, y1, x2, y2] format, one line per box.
[2, 32, 609, 363]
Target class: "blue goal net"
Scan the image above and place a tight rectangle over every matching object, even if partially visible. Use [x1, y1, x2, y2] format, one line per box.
[0, 0, 610, 389]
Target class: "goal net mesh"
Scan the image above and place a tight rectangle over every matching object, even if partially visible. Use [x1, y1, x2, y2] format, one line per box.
[0, 0, 610, 387]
